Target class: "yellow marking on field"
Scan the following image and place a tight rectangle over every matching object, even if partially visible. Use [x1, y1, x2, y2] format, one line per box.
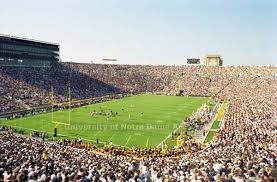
[52, 121, 70, 126]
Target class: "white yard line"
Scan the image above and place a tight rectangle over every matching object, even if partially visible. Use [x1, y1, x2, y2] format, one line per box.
[125, 135, 132, 145]
[156, 123, 183, 148]
[156, 102, 212, 148]
[108, 134, 115, 142]
[93, 130, 101, 138]
[145, 138, 149, 147]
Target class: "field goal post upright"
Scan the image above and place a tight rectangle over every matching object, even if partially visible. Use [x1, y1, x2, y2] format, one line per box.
[67, 62, 72, 126]
[51, 85, 71, 127]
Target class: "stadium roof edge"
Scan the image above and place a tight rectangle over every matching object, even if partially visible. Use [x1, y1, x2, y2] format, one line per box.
[0, 34, 59, 46]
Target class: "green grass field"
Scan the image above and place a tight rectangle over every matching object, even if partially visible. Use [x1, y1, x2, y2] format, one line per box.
[204, 131, 217, 143]
[1, 95, 209, 147]
[211, 120, 221, 130]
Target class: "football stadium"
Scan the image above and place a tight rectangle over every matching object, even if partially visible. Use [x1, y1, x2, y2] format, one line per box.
[0, 1, 277, 181]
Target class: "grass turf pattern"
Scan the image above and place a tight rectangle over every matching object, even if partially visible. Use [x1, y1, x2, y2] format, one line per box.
[211, 120, 221, 130]
[1, 95, 209, 147]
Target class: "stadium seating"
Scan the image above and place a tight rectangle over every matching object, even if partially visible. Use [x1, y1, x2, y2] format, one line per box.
[0, 63, 277, 181]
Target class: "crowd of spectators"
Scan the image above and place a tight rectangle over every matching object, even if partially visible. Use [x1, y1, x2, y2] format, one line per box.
[1, 63, 276, 113]
[0, 105, 276, 181]
[185, 103, 216, 129]
[0, 63, 276, 113]
[0, 63, 277, 181]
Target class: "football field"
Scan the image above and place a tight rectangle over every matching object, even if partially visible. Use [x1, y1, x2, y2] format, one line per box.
[1, 95, 210, 147]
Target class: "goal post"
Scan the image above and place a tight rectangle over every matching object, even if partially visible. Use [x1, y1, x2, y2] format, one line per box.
[51, 86, 72, 127]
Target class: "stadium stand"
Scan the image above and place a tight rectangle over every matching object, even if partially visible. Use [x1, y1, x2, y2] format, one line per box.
[1, 63, 276, 113]
[0, 63, 277, 181]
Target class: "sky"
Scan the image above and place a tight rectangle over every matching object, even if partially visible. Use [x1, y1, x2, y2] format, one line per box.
[0, 0, 276, 65]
